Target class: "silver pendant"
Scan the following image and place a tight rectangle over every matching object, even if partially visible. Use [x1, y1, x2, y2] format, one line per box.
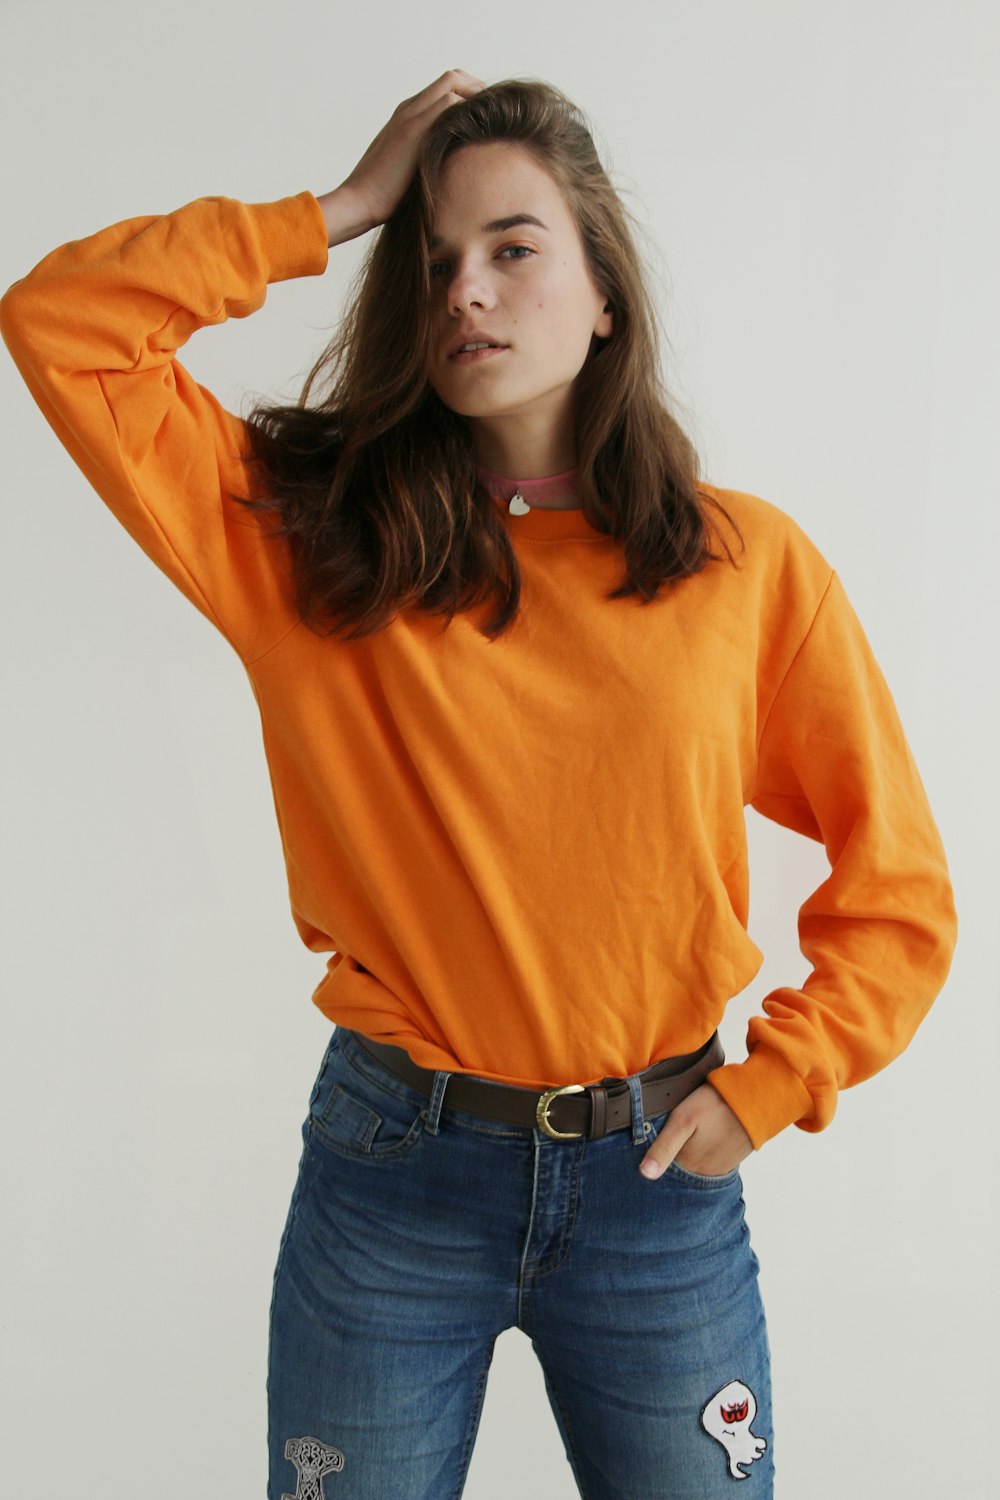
[508, 489, 531, 515]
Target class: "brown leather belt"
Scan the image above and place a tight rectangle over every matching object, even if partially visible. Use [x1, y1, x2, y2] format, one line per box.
[348, 1029, 725, 1142]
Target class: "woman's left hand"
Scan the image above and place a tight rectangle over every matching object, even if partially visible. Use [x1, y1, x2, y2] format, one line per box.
[640, 1083, 754, 1179]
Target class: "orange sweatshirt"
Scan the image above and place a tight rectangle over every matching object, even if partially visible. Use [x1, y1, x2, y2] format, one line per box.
[0, 189, 958, 1150]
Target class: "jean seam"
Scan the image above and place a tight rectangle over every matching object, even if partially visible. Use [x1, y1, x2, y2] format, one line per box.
[265, 1139, 315, 1492]
[522, 1146, 583, 1279]
[533, 1350, 593, 1500]
[447, 1340, 497, 1500]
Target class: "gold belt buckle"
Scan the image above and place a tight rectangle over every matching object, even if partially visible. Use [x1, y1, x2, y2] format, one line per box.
[536, 1082, 586, 1139]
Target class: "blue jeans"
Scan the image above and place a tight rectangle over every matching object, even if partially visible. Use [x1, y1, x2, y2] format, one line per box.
[266, 1026, 774, 1499]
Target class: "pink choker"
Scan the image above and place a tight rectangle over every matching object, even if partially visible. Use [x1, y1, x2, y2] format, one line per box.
[475, 464, 581, 512]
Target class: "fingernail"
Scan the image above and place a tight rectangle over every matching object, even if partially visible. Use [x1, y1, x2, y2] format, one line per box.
[640, 1159, 662, 1179]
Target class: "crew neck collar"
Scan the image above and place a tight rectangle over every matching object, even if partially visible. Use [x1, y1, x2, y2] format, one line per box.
[475, 463, 604, 540]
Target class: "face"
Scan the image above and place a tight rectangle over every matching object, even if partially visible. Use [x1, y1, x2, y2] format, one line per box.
[424, 141, 613, 470]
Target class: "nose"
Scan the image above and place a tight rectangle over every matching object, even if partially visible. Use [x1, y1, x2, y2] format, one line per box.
[445, 264, 494, 317]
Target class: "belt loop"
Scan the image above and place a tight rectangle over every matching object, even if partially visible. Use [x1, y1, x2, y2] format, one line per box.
[626, 1071, 648, 1146]
[425, 1069, 451, 1134]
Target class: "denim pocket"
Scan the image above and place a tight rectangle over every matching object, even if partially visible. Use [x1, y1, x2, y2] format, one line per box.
[665, 1158, 741, 1187]
[307, 1030, 428, 1162]
[642, 1107, 741, 1187]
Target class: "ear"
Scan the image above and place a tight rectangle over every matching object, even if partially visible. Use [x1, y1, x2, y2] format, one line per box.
[595, 297, 614, 340]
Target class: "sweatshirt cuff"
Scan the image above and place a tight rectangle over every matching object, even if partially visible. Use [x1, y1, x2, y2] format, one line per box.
[705, 1045, 818, 1151]
[246, 190, 330, 284]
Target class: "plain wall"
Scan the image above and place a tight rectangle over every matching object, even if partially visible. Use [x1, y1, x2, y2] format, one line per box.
[1, 0, 996, 1494]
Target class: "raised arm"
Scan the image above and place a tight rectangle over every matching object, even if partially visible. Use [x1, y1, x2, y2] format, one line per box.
[0, 189, 334, 662]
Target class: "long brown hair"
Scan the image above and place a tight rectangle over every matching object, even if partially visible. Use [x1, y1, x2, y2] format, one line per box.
[228, 77, 745, 642]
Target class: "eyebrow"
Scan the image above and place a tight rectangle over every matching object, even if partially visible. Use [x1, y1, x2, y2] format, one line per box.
[428, 214, 550, 251]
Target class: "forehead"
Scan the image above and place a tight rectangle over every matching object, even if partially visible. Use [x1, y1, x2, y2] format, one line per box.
[429, 142, 567, 241]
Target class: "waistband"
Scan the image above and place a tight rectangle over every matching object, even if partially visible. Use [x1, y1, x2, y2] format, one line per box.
[346, 1030, 725, 1141]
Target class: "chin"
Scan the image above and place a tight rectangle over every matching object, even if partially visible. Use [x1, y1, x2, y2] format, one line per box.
[430, 387, 514, 420]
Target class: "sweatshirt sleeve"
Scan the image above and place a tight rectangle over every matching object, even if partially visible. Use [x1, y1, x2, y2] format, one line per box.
[0, 190, 330, 662]
[706, 568, 959, 1150]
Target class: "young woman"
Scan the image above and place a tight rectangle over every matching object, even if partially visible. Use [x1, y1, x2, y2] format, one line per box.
[1, 69, 957, 1500]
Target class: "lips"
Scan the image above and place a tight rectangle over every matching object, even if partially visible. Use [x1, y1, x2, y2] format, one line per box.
[448, 345, 510, 366]
[448, 345, 509, 359]
[447, 333, 509, 358]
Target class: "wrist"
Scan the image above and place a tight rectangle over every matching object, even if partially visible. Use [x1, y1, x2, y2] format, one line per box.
[315, 185, 377, 248]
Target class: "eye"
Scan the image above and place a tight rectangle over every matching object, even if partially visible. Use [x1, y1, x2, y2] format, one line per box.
[428, 245, 536, 280]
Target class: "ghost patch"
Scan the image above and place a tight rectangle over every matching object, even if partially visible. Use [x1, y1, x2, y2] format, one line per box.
[700, 1378, 768, 1479]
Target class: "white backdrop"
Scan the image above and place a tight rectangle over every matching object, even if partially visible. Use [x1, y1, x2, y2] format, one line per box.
[1, 1, 995, 1495]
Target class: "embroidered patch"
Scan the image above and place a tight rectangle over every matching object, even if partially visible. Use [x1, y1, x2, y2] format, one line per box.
[700, 1378, 768, 1480]
[281, 1435, 345, 1499]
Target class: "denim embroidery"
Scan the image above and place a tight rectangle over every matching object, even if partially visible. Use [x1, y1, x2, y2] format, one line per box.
[281, 1435, 345, 1498]
[700, 1379, 768, 1479]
